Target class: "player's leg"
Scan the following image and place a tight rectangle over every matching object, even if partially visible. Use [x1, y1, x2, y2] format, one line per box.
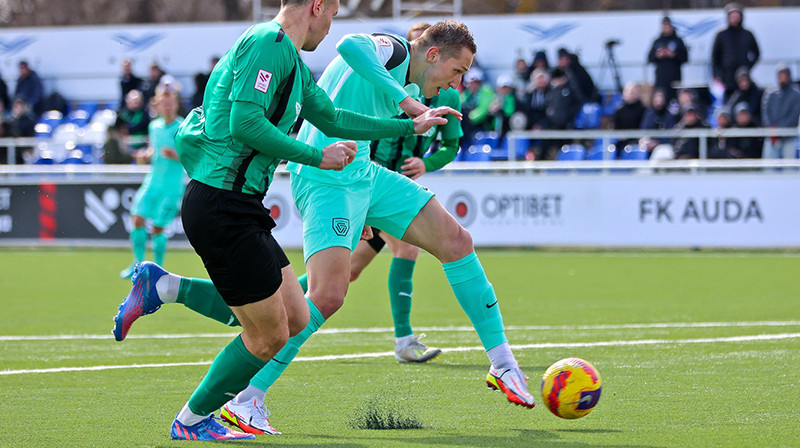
[151, 193, 182, 267]
[296, 227, 381, 294]
[121, 187, 151, 278]
[382, 232, 442, 363]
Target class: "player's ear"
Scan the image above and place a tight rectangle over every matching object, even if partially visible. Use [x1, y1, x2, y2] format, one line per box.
[426, 46, 440, 63]
[312, 0, 325, 16]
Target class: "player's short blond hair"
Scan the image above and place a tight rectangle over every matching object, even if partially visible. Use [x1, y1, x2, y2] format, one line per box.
[407, 22, 431, 41]
[414, 20, 476, 59]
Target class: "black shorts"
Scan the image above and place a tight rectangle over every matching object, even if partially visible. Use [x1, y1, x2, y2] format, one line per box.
[366, 227, 386, 253]
[181, 180, 290, 307]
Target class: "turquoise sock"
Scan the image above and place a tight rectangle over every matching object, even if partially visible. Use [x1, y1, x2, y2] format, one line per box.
[187, 335, 266, 415]
[130, 227, 147, 263]
[442, 252, 507, 350]
[297, 273, 308, 294]
[152, 233, 168, 266]
[177, 277, 239, 327]
[388, 258, 415, 338]
[249, 298, 325, 392]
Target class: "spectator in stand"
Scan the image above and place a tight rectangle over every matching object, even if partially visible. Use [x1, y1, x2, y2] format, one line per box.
[531, 50, 549, 72]
[0, 71, 9, 112]
[673, 104, 710, 159]
[556, 48, 598, 104]
[120, 59, 142, 104]
[613, 82, 646, 149]
[460, 68, 495, 147]
[14, 61, 44, 117]
[104, 117, 133, 164]
[490, 75, 518, 142]
[0, 102, 10, 163]
[647, 16, 688, 102]
[728, 102, 763, 159]
[640, 88, 677, 155]
[118, 89, 150, 151]
[523, 68, 550, 131]
[673, 88, 704, 121]
[5, 98, 36, 163]
[546, 68, 581, 159]
[512, 58, 531, 104]
[712, 3, 760, 100]
[139, 62, 165, 106]
[710, 108, 733, 158]
[761, 64, 800, 159]
[192, 56, 220, 109]
[724, 67, 763, 123]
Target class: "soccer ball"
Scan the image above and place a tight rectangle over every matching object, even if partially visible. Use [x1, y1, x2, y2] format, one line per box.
[540, 358, 602, 419]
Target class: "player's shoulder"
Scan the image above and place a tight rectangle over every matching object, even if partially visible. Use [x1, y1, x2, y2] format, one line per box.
[242, 21, 295, 54]
[149, 117, 165, 130]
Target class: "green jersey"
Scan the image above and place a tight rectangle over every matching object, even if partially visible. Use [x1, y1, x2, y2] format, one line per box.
[371, 88, 462, 173]
[142, 116, 185, 192]
[287, 33, 418, 185]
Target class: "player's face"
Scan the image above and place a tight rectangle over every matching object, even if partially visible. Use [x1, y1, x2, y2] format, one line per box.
[420, 46, 473, 98]
[157, 92, 179, 116]
[304, 0, 339, 51]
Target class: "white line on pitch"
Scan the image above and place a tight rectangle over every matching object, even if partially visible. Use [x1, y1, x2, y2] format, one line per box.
[3, 320, 800, 341]
[2, 332, 799, 376]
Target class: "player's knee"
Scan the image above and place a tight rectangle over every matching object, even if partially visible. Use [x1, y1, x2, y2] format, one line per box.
[394, 245, 420, 260]
[131, 215, 146, 227]
[439, 225, 474, 262]
[287, 307, 309, 337]
[309, 290, 345, 319]
[249, 325, 290, 360]
[349, 269, 362, 282]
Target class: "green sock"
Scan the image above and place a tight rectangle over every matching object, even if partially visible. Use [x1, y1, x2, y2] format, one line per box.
[297, 273, 308, 294]
[388, 257, 415, 338]
[187, 334, 266, 416]
[442, 252, 507, 350]
[130, 227, 147, 263]
[177, 278, 240, 327]
[152, 233, 168, 266]
[249, 298, 325, 392]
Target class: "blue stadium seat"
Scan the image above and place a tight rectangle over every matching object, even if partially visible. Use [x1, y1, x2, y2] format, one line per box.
[34, 155, 55, 165]
[556, 144, 585, 161]
[471, 131, 499, 150]
[34, 123, 53, 138]
[77, 101, 99, 117]
[502, 137, 531, 160]
[66, 109, 91, 127]
[586, 139, 616, 160]
[620, 144, 649, 160]
[575, 103, 602, 129]
[464, 144, 492, 162]
[37, 110, 63, 130]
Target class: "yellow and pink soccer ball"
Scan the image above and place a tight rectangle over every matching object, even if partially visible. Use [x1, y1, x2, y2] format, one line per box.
[540, 358, 602, 419]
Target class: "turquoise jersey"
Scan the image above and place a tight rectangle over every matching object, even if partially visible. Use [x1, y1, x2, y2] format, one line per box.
[287, 33, 419, 185]
[142, 116, 185, 192]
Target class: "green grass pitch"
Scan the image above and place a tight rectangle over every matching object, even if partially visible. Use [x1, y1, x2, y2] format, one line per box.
[1, 248, 799, 447]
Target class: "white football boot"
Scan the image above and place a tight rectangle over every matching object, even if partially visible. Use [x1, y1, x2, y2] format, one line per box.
[486, 365, 536, 408]
[394, 334, 442, 363]
[220, 398, 281, 435]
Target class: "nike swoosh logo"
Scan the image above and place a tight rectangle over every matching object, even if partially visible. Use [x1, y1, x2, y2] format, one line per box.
[398, 292, 412, 298]
[486, 300, 498, 309]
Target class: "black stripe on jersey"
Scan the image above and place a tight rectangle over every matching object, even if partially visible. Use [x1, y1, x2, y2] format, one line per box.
[232, 147, 257, 192]
[276, 29, 285, 43]
[372, 33, 409, 71]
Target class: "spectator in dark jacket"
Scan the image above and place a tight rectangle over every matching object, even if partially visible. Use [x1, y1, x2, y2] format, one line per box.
[673, 104, 710, 159]
[728, 102, 763, 159]
[761, 64, 800, 159]
[118, 89, 150, 150]
[192, 56, 219, 109]
[648, 17, 688, 101]
[712, 3, 760, 99]
[120, 59, 142, 104]
[532, 50, 549, 72]
[724, 67, 763, 123]
[5, 98, 36, 163]
[556, 48, 598, 104]
[546, 68, 581, 130]
[613, 82, 647, 149]
[139, 63, 165, 106]
[523, 68, 550, 130]
[0, 71, 9, 112]
[640, 89, 678, 154]
[14, 61, 44, 116]
[710, 108, 733, 158]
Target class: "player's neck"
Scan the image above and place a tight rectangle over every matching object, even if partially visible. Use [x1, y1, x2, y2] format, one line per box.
[407, 42, 427, 87]
[162, 112, 177, 125]
[274, 8, 307, 52]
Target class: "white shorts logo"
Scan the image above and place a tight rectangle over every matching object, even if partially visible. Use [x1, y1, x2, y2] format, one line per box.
[254, 69, 273, 93]
[375, 36, 392, 47]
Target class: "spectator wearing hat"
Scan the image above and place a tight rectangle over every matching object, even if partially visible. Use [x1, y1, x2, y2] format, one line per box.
[613, 82, 647, 150]
[490, 75, 518, 142]
[640, 88, 678, 154]
[532, 51, 549, 72]
[460, 68, 496, 147]
[556, 48, 598, 104]
[761, 64, 800, 159]
[710, 107, 733, 158]
[648, 16, 688, 102]
[728, 102, 763, 158]
[673, 104, 710, 159]
[724, 67, 763, 123]
[712, 3, 760, 100]
[512, 58, 531, 104]
[14, 61, 44, 117]
[523, 68, 551, 131]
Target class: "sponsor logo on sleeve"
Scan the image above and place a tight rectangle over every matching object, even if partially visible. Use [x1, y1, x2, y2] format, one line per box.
[254, 69, 273, 93]
[375, 36, 392, 47]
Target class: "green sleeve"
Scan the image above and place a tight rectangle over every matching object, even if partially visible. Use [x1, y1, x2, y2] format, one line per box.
[230, 100, 322, 167]
[422, 138, 459, 173]
[230, 31, 292, 110]
[439, 89, 464, 141]
[502, 94, 516, 116]
[335, 34, 409, 105]
[300, 65, 414, 140]
[469, 86, 495, 125]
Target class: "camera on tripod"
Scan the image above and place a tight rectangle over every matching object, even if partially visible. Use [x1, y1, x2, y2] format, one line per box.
[605, 40, 621, 49]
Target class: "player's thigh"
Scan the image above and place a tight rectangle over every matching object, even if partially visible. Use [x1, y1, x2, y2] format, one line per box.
[383, 231, 420, 260]
[151, 191, 183, 229]
[131, 185, 158, 221]
[364, 165, 433, 242]
[305, 246, 352, 319]
[277, 263, 310, 336]
[350, 237, 381, 282]
[401, 197, 473, 263]
[230, 290, 289, 360]
[290, 174, 369, 263]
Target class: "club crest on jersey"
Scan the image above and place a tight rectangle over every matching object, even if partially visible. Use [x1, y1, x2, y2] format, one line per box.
[375, 36, 392, 47]
[332, 218, 350, 237]
[254, 69, 272, 93]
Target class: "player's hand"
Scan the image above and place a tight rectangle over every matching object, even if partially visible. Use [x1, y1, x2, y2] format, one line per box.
[319, 141, 357, 171]
[399, 97, 429, 118]
[360, 226, 373, 241]
[413, 106, 461, 134]
[401, 157, 426, 180]
[161, 147, 179, 160]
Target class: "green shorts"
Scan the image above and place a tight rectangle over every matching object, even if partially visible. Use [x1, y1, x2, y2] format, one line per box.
[130, 184, 184, 228]
[290, 162, 434, 262]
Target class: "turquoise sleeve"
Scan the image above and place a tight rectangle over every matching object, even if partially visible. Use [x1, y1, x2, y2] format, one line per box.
[335, 34, 409, 105]
[230, 101, 322, 167]
[423, 138, 459, 173]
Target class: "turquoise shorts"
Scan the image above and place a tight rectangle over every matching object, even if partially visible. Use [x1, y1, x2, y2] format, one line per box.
[290, 162, 434, 262]
[130, 184, 183, 228]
